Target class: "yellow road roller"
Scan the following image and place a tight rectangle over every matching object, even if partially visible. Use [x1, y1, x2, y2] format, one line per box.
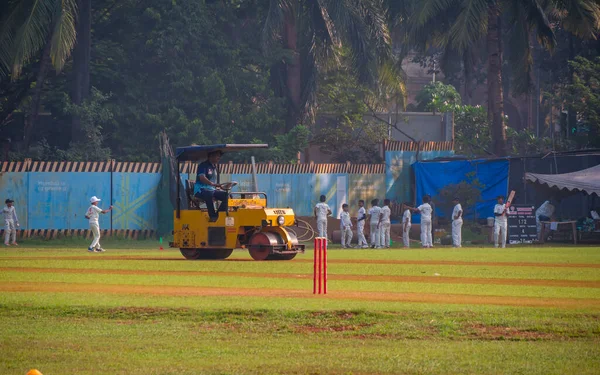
[170, 144, 305, 260]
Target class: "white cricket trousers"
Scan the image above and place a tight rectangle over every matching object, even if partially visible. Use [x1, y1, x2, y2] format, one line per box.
[90, 223, 101, 249]
[403, 224, 411, 248]
[380, 222, 391, 248]
[4, 220, 16, 244]
[452, 219, 463, 247]
[357, 221, 368, 247]
[420, 220, 432, 247]
[341, 227, 353, 247]
[370, 223, 380, 247]
[317, 219, 327, 239]
[494, 220, 507, 248]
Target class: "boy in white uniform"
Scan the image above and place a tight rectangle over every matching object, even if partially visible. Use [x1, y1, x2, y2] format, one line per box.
[356, 200, 368, 248]
[402, 202, 412, 248]
[494, 195, 508, 248]
[368, 199, 381, 248]
[379, 199, 392, 248]
[339, 204, 353, 248]
[3, 199, 20, 246]
[410, 195, 433, 248]
[314, 195, 331, 239]
[451, 197, 463, 248]
[86, 196, 113, 252]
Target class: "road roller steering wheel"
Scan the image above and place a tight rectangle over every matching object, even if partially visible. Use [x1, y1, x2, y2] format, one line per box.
[219, 181, 238, 191]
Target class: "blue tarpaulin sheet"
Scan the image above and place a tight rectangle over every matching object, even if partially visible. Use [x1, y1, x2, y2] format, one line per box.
[413, 159, 509, 222]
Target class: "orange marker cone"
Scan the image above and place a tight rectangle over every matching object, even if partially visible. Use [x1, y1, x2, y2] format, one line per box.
[27, 370, 43, 375]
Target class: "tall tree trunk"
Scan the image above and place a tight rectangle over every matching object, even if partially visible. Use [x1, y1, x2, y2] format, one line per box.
[567, 34, 577, 140]
[462, 53, 472, 106]
[71, 0, 92, 143]
[284, 11, 301, 131]
[487, 3, 507, 156]
[23, 40, 52, 150]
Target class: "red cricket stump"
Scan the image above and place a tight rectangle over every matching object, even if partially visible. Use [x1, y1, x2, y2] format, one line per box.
[313, 237, 327, 294]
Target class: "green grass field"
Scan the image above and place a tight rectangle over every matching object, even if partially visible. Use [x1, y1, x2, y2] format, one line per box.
[1, 240, 599, 375]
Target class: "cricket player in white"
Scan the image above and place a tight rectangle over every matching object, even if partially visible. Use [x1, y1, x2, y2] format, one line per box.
[3, 199, 20, 246]
[368, 199, 381, 248]
[314, 194, 331, 239]
[494, 195, 508, 248]
[402, 202, 412, 248]
[86, 196, 113, 252]
[379, 199, 392, 248]
[339, 204, 353, 248]
[412, 195, 433, 248]
[356, 200, 368, 248]
[451, 197, 463, 247]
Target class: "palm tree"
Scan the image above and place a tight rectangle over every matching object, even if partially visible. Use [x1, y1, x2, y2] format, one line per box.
[261, 0, 393, 131]
[545, 0, 600, 135]
[406, 0, 600, 155]
[0, 0, 78, 148]
[409, 0, 558, 156]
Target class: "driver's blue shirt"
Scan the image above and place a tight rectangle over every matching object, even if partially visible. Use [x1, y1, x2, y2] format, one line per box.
[194, 160, 217, 194]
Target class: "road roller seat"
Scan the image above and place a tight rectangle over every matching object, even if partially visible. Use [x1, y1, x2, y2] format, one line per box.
[185, 180, 217, 211]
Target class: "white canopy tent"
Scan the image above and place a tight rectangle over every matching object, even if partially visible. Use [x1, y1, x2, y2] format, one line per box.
[525, 164, 600, 196]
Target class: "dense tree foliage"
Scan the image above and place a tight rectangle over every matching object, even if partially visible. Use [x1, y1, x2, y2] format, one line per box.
[315, 65, 387, 163]
[565, 56, 600, 147]
[414, 82, 461, 113]
[2, 0, 300, 161]
[0, 0, 598, 162]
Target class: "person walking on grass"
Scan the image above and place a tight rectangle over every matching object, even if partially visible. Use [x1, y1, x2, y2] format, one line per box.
[86, 196, 113, 252]
[339, 203, 353, 248]
[452, 197, 463, 248]
[356, 200, 369, 248]
[402, 202, 412, 249]
[379, 199, 392, 248]
[3, 198, 19, 246]
[368, 199, 381, 248]
[314, 195, 331, 240]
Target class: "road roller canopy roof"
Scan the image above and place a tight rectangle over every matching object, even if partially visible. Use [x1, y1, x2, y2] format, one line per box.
[175, 144, 269, 161]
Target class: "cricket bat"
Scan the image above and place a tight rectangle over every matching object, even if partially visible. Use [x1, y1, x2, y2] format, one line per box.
[507, 190, 516, 207]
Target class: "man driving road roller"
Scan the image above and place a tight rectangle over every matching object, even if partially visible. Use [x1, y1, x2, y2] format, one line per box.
[194, 150, 228, 222]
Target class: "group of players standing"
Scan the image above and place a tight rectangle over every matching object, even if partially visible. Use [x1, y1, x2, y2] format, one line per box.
[313, 194, 464, 249]
[314, 195, 392, 249]
[314, 193, 510, 249]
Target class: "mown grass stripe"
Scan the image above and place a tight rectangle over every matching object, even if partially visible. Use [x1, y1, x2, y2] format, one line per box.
[2, 267, 599, 288]
[2, 256, 599, 268]
[2, 282, 600, 309]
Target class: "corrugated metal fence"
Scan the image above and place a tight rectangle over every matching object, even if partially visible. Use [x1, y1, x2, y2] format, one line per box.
[0, 141, 454, 238]
[0, 160, 387, 238]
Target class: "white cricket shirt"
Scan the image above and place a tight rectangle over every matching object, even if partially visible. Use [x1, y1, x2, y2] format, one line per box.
[452, 204, 463, 221]
[357, 207, 366, 222]
[380, 205, 391, 224]
[402, 209, 411, 224]
[340, 211, 352, 228]
[368, 206, 381, 224]
[86, 205, 103, 225]
[418, 203, 432, 222]
[2, 205, 18, 223]
[315, 202, 330, 221]
[494, 204, 507, 223]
